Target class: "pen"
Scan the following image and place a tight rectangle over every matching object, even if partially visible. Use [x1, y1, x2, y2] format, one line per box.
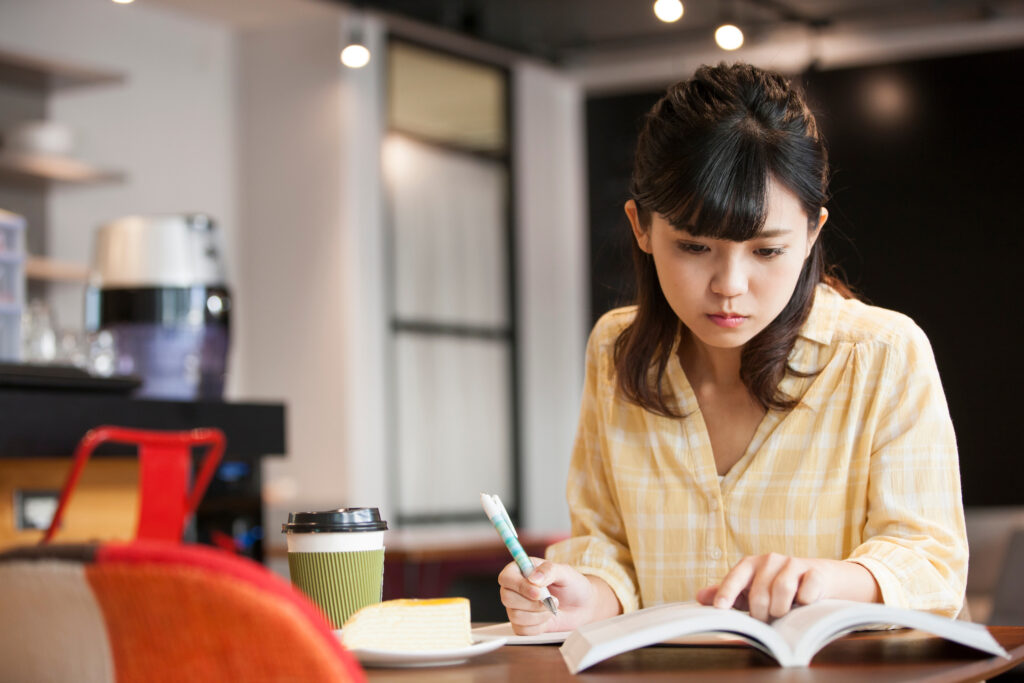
[480, 493, 558, 615]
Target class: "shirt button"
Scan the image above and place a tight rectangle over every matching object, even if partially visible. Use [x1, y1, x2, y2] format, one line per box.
[710, 547, 722, 560]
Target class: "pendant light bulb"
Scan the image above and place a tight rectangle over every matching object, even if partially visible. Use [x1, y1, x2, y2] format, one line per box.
[341, 43, 371, 69]
[715, 23, 744, 50]
[653, 0, 684, 23]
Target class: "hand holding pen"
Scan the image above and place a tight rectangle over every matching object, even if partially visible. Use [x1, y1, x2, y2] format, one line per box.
[481, 493, 558, 615]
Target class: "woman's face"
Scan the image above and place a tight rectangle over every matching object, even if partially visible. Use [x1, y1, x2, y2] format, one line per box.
[626, 180, 826, 352]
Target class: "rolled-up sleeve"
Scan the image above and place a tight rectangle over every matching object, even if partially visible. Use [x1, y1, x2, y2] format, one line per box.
[545, 324, 640, 614]
[846, 323, 968, 618]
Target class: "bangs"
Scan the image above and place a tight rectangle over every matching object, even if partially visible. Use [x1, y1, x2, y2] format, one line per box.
[645, 117, 774, 242]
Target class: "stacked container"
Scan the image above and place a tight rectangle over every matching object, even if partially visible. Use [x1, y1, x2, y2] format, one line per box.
[0, 209, 26, 361]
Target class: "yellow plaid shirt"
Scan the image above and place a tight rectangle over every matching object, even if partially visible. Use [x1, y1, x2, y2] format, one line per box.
[546, 284, 967, 618]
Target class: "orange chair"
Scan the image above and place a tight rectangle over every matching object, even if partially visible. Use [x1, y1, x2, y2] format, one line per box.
[0, 540, 365, 682]
[43, 426, 226, 544]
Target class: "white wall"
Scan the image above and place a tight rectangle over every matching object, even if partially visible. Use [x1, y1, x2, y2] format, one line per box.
[235, 10, 391, 534]
[514, 64, 587, 533]
[0, 0, 236, 337]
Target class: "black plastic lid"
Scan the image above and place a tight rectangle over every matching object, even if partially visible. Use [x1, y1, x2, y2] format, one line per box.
[281, 507, 388, 533]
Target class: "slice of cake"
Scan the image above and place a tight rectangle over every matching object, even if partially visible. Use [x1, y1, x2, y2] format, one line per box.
[341, 598, 473, 651]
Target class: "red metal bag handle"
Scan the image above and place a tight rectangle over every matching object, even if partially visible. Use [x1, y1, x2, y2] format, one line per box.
[42, 426, 226, 544]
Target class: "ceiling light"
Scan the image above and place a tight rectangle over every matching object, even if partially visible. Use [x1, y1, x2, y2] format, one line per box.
[112, 0, 134, 4]
[653, 0, 684, 23]
[342, 20, 370, 69]
[341, 43, 370, 69]
[715, 24, 744, 50]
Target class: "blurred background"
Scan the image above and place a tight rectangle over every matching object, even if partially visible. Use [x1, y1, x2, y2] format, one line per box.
[0, 0, 1021, 622]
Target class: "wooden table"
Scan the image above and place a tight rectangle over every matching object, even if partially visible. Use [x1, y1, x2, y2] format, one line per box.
[364, 626, 1024, 682]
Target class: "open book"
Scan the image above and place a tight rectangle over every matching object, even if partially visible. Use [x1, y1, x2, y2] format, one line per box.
[561, 599, 1009, 673]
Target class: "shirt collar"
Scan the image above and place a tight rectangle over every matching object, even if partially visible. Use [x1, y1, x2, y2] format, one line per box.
[665, 283, 843, 411]
[787, 283, 842, 378]
[800, 283, 842, 346]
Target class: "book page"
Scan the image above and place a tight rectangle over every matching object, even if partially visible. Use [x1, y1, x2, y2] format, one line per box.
[472, 623, 570, 645]
[474, 622, 748, 647]
[771, 600, 1009, 665]
[560, 602, 794, 673]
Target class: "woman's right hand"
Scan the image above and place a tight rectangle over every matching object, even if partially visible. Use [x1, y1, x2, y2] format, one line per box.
[498, 559, 618, 635]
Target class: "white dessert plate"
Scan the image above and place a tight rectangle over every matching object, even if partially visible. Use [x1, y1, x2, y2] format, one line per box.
[336, 633, 507, 668]
[472, 622, 570, 645]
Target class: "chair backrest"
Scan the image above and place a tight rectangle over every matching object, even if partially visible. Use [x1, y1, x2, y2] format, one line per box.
[43, 426, 225, 544]
[0, 540, 365, 683]
[989, 527, 1024, 626]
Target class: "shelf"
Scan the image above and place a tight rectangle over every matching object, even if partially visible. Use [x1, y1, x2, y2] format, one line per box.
[0, 153, 125, 188]
[0, 48, 124, 92]
[0, 389, 286, 459]
[25, 255, 89, 284]
[0, 48, 125, 292]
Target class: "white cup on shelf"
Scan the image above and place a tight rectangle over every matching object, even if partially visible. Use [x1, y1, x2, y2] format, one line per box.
[1, 120, 76, 157]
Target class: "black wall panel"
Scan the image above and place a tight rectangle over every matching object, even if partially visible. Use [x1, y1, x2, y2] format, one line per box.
[586, 48, 1024, 506]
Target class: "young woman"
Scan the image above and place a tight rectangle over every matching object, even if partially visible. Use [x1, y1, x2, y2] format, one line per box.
[499, 63, 967, 634]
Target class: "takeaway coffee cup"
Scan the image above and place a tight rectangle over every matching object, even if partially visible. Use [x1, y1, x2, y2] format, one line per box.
[282, 507, 387, 629]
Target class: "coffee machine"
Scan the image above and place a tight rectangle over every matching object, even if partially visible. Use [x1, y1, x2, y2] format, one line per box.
[86, 214, 231, 400]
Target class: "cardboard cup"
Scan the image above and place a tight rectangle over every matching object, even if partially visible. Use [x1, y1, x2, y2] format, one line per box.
[282, 508, 387, 628]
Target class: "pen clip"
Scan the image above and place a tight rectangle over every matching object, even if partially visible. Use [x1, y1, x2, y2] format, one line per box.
[494, 495, 517, 538]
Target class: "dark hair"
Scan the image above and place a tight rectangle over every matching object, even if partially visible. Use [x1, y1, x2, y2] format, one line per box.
[615, 62, 852, 417]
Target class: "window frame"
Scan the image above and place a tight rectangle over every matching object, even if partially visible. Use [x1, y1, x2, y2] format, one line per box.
[383, 36, 521, 526]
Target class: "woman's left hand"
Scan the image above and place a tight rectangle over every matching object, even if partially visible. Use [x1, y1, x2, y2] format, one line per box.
[696, 553, 880, 622]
